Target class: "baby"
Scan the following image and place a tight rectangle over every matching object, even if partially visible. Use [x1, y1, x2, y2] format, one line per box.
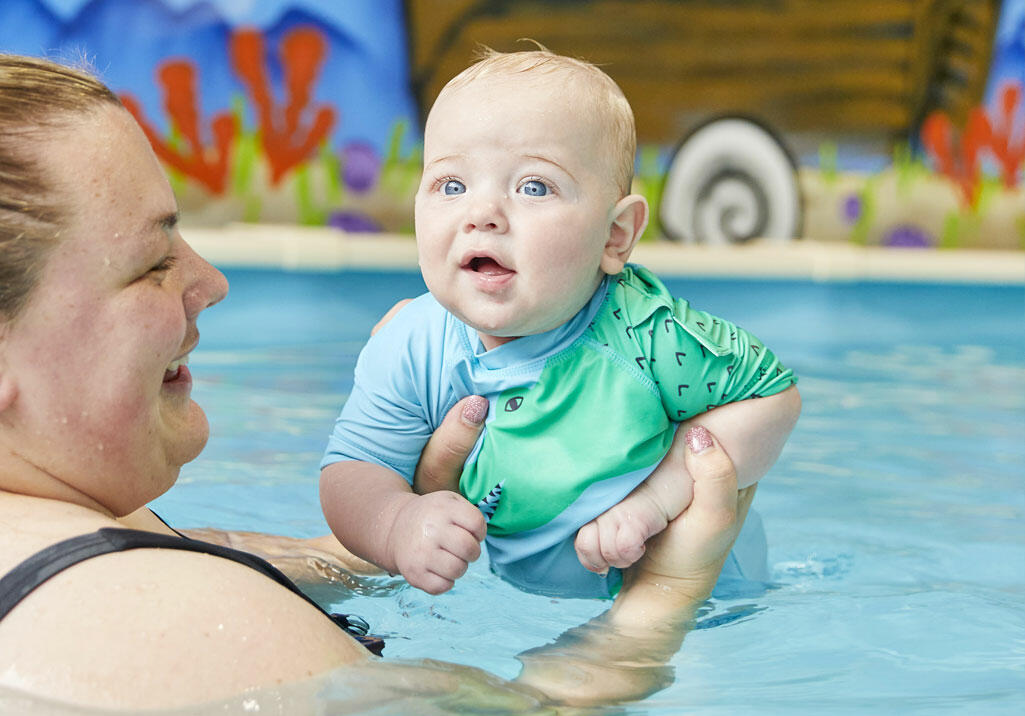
[320, 49, 799, 598]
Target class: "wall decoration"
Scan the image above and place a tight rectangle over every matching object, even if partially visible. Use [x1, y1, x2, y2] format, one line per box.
[659, 117, 802, 245]
[1, 0, 1021, 249]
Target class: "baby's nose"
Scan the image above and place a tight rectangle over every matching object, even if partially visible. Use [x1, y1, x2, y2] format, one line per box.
[464, 199, 508, 233]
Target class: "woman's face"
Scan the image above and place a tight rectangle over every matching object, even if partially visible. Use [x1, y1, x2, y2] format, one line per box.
[0, 106, 228, 515]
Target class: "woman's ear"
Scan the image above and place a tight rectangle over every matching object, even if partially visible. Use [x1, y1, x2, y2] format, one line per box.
[601, 194, 649, 275]
[0, 369, 16, 413]
[0, 339, 17, 413]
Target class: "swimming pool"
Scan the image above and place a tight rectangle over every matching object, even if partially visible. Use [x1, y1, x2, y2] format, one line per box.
[151, 268, 1024, 714]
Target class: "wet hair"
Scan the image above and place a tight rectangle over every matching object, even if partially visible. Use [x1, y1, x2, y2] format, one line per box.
[438, 46, 636, 196]
[0, 54, 122, 322]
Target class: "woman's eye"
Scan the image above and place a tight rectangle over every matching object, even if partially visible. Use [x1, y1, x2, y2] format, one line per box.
[520, 180, 549, 197]
[443, 179, 466, 195]
[149, 256, 177, 277]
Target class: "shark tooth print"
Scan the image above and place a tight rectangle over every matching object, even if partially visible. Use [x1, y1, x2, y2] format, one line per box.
[476, 481, 505, 522]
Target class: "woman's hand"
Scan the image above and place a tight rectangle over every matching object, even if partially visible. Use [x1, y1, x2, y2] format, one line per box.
[414, 395, 489, 494]
[516, 425, 752, 706]
[612, 425, 755, 629]
[394, 394, 491, 593]
[319, 395, 490, 590]
[371, 299, 412, 336]
[371, 298, 489, 496]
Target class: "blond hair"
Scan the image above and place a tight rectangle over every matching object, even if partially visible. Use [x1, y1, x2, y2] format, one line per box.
[0, 54, 121, 321]
[438, 47, 636, 195]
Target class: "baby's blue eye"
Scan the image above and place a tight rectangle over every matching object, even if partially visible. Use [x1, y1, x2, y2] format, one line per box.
[443, 180, 466, 195]
[520, 180, 548, 197]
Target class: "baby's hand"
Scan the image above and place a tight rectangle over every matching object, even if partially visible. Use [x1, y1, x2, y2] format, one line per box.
[386, 491, 486, 594]
[574, 483, 672, 574]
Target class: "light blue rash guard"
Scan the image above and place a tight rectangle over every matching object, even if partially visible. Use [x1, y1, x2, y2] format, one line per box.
[322, 265, 796, 598]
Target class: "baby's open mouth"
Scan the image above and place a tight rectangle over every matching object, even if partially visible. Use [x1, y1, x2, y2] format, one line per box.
[465, 256, 512, 275]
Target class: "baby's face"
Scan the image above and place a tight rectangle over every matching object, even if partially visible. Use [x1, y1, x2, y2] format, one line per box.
[415, 74, 621, 349]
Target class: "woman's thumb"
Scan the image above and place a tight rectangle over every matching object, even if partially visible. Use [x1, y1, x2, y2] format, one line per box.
[683, 426, 738, 515]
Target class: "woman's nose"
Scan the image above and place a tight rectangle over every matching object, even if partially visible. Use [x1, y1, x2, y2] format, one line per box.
[180, 239, 229, 319]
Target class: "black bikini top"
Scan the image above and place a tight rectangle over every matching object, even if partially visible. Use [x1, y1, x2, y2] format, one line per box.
[0, 526, 384, 655]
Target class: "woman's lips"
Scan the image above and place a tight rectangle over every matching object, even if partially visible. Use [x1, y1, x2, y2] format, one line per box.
[163, 362, 192, 387]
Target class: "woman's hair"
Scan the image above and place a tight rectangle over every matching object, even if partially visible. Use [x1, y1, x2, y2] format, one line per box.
[439, 46, 637, 196]
[0, 55, 121, 321]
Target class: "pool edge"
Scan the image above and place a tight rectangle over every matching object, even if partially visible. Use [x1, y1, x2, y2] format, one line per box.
[184, 224, 1025, 285]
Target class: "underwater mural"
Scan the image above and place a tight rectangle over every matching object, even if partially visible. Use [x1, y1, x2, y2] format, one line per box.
[1, 0, 423, 231]
[0, 0, 1021, 248]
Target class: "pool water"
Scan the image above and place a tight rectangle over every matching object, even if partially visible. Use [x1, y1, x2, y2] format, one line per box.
[152, 268, 1025, 714]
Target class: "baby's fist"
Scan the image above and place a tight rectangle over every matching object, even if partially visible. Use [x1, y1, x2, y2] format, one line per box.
[388, 491, 485, 594]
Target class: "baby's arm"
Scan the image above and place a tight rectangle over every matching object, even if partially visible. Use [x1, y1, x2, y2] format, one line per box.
[576, 384, 800, 572]
[320, 460, 486, 594]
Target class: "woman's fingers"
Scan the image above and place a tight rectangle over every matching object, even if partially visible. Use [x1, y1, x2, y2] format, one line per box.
[631, 425, 744, 586]
[682, 425, 739, 530]
[414, 396, 488, 494]
[371, 299, 414, 338]
[370, 299, 413, 336]
[734, 483, 757, 530]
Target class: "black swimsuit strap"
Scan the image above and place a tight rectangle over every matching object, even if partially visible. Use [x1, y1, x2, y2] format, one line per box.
[148, 509, 190, 539]
[0, 527, 384, 655]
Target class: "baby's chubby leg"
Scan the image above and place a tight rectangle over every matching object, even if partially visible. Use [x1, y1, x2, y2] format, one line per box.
[574, 427, 704, 573]
[576, 386, 800, 574]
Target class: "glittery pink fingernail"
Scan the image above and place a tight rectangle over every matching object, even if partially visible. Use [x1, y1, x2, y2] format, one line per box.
[685, 425, 713, 453]
[461, 396, 488, 425]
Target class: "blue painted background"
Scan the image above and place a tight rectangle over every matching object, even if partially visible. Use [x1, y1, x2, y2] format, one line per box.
[0, 0, 418, 156]
[5, 0, 1018, 157]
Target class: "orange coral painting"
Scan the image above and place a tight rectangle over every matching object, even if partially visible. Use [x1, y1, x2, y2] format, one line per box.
[122, 26, 335, 194]
[122, 62, 237, 195]
[921, 81, 1025, 208]
[230, 27, 336, 186]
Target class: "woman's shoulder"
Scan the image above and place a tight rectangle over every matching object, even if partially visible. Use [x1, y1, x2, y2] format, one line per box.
[0, 495, 120, 574]
[0, 505, 368, 708]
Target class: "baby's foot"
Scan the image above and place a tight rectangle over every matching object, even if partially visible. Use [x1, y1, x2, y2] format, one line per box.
[574, 481, 672, 573]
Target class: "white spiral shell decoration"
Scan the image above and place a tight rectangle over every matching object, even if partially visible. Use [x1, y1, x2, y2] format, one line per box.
[659, 117, 802, 244]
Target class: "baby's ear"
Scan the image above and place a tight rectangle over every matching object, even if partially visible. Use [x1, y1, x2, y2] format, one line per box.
[601, 194, 649, 275]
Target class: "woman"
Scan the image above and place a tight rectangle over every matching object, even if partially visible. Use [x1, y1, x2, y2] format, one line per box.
[0, 55, 756, 710]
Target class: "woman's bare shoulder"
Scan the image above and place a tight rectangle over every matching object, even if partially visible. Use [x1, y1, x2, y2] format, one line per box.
[0, 495, 121, 573]
[0, 508, 369, 709]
